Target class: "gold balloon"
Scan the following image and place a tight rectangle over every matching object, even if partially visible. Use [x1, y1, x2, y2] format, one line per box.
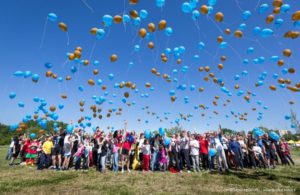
[129, 0, 138, 5]
[204, 66, 210, 72]
[284, 31, 300, 39]
[220, 56, 226, 61]
[288, 68, 295, 74]
[235, 84, 239, 89]
[209, 73, 215, 78]
[148, 42, 154, 49]
[139, 28, 147, 38]
[79, 101, 84, 107]
[151, 68, 157, 74]
[90, 27, 98, 35]
[93, 69, 99, 75]
[278, 78, 285, 84]
[278, 59, 284, 66]
[234, 30, 243, 38]
[171, 96, 176, 102]
[46, 70, 53, 77]
[266, 14, 274, 24]
[76, 47, 82, 52]
[74, 50, 81, 59]
[273, 0, 283, 7]
[204, 76, 209, 81]
[218, 64, 223, 70]
[145, 82, 151, 88]
[217, 36, 223, 43]
[110, 54, 118, 62]
[287, 85, 300, 92]
[148, 23, 156, 32]
[61, 94, 67, 99]
[130, 10, 138, 19]
[292, 11, 300, 21]
[296, 82, 300, 88]
[124, 92, 129, 98]
[285, 79, 291, 85]
[101, 85, 107, 90]
[88, 79, 95, 86]
[177, 59, 182, 64]
[283, 49, 292, 57]
[225, 28, 231, 35]
[158, 20, 167, 30]
[125, 81, 132, 88]
[52, 74, 57, 79]
[273, 7, 280, 14]
[200, 5, 208, 14]
[215, 12, 224, 22]
[113, 15, 122, 24]
[83, 60, 89, 66]
[198, 67, 204, 72]
[66, 76, 71, 81]
[269, 85, 277, 91]
[199, 87, 204, 92]
[68, 53, 75, 61]
[58, 22, 68, 32]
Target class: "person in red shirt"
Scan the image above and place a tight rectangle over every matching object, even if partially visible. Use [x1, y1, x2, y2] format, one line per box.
[21, 138, 30, 163]
[121, 130, 135, 173]
[199, 134, 209, 170]
[280, 138, 295, 165]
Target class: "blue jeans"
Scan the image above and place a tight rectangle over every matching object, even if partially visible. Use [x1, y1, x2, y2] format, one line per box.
[151, 150, 158, 171]
[209, 156, 215, 170]
[99, 155, 106, 172]
[75, 156, 81, 170]
[112, 152, 119, 172]
[5, 147, 13, 160]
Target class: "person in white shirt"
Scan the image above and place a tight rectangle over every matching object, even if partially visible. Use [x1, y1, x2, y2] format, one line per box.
[252, 141, 266, 168]
[189, 135, 200, 172]
[6, 138, 14, 160]
[214, 125, 229, 171]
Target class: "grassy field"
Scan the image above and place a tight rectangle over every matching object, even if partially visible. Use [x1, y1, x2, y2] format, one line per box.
[0, 145, 299, 195]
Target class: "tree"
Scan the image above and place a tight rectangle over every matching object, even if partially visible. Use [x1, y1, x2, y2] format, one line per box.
[165, 126, 183, 137]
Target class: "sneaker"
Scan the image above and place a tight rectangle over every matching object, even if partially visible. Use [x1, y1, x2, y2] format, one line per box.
[128, 169, 131, 173]
[187, 170, 191, 173]
[121, 169, 124, 173]
[179, 170, 183, 173]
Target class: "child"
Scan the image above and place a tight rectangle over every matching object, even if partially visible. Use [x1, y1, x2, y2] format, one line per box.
[112, 134, 120, 172]
[158, 145, 167, 172]
[62, 136, 72, 170]
[141, 139, 151, 172]
[74, 142, 85, 170]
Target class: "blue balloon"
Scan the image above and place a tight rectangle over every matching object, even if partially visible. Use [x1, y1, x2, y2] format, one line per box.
[133, 17, 141, 26]
[158, 127, 165, 136]
[165, 27, 173, 36]
[24, 71, 32, 78]
[102, 15, 113, 27]
[272, 73, 279, 79]
[18, 101, 25, 108]
[164, 137, 171, 146]
[208, 149, 217, 157]
[242, 10, 251, 21]
[181, 2, 192, 13]
[108, 73, 114, 80]
[156, 0, 165, 8]
[96, 29, 105, 39]
[30, 133, 36, 139]
[192, 10, 200, 20]
[234, 74, 240, 81]
[66, 124, 73, 134]
[208, 0, 217, 6]
[139, 10, 148, 19]
[134, 44, 140, 52]
[220, 42, 228, 49]
[9, 92, 16, 99]
[45, 62, 52, 69]
[285, 115, 291, 120]
[198, 42, 205, 50]
[282, 68, 288, 75]
[58, 77, 63, 82]
[97, 79, 103, 85]
[258, 4, 269, 14]
[122, 14, 130, 23]
[269, 131, 280, 141]
[274, 18, 284, 28]
[260, 28, 273, 38]
[58, 104, 64, 109]
[14, 71, 24, 77]
[207, 6, 214, 14]
[32, 74, 39, 82]
[10, 124, 19, 131]
[48, 13, 57, 22]
[78, 85, 84, 92]
[239, 23, 247, 31]
[190, 85, 195, 91]
[253, 26, 261, 36]
[253, 128, 265, 137]
[280, 4, 291, 13]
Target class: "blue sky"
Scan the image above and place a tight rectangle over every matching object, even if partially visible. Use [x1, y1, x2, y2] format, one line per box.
[0, 0, 300, 133]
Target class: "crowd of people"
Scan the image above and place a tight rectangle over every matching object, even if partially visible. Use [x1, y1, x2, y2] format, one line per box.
[5, 123, 295, 173]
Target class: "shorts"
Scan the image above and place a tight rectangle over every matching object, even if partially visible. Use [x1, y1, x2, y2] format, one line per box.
[26, 153, 37, 159]
[64, 153, 71, 158]
[122, 148, 129, 155]
[52, 147, 62, 156]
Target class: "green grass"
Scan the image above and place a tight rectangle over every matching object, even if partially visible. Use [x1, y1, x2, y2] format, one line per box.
[0, 145, 299, 194]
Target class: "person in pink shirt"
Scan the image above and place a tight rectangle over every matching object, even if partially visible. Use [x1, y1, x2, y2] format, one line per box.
[280, 138, 295, 165]
[158, 145, 167, 171]
[74, 143, 85, 170]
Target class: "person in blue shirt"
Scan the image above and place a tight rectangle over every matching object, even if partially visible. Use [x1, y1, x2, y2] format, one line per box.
[229, 136, 244, 170]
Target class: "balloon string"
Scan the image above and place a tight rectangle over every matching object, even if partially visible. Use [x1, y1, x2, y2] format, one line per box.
[81, 0, 94, 13]
[207, 15, 224, 35]
[254, 0, 261, 11]
[40, 18, 48, 48]
[89, 40, 97, 61]
[234, 0, 244, 12]
[66, 32, 70, 46]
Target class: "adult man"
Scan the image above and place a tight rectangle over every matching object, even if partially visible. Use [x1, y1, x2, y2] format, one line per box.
[179, 130, 191, 172]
